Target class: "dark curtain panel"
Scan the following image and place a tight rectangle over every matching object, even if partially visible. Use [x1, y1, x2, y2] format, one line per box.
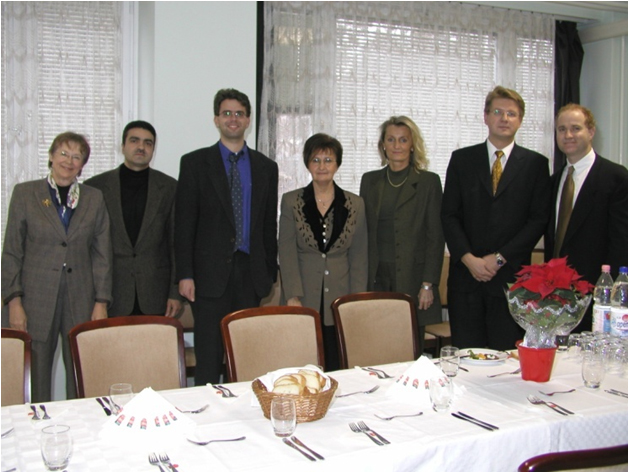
[554, 21, 584, 173]
[256, 1, 264, 149]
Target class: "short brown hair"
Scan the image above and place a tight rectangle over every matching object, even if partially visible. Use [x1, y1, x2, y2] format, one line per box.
[213, 88, 251, 117]
[303, 133, 343, 167]
[556, 103, 596, 130]
[48, 131, 91, 168]
[484, 86, 525, 118]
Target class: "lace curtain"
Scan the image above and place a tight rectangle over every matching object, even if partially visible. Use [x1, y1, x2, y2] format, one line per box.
[259, 1, 555, 197]
[1, 2, 124, 238]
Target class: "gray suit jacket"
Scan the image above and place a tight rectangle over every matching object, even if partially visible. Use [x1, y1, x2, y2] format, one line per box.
[1, 179, 112, 341]
[360, 167, 445, 326]
[279, 184, 368, 325]
[85, 166, 181, 316]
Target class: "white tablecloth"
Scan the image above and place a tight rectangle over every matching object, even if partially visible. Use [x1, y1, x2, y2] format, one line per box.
[1, 352, 627, 472]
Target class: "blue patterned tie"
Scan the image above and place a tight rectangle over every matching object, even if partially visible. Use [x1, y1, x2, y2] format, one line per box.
[229, 153, 244, 251]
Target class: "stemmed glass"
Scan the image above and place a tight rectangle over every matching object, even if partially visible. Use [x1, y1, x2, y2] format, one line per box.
[109, 383, 134, 415]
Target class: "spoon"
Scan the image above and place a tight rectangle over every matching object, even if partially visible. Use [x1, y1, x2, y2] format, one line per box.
[176, 404, 210, 414]
[375, 411, 423, 421]
[336, 385, 380, 398]
[538, 388, 576, 396]
[187, 436, 246, 446]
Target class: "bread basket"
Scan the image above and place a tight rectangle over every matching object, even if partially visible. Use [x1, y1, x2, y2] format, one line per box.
[252, 377, 338, 423]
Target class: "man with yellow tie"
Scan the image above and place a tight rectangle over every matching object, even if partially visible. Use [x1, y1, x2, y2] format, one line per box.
[545, 104, 628, 333]
[442, 86, 551, 350]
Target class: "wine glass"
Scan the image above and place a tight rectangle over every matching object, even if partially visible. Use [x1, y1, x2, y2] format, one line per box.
[109, 383, 133, 415]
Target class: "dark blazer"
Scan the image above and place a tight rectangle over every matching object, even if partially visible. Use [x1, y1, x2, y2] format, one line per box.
[85, 166, 181, 316]
[279, 184, 368, 325]
[544, 154, 628, 286]
[442, 142, 551, 296]
[360, 167, 445, 326]
[175, 143, 278, 299]
[1, 179, 112, 341]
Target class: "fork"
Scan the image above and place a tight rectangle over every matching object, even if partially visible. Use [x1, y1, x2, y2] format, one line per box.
[538, 388, 576, 396]
[364, 367, 394, 379]
[39, 404, 51, 420]
[187, 436, 246, 446]
[336, 385, 380, 397]
[487, 368, 521, 378]
[176, 404, 209, 414]
[527, 394, 572, 415]
[212, 384, 238, 398]
[358, 421, 390, 444]
[148, 453, 165, 472]
[159, 453, 178, 472]
[349, 422, 383, 446]
[29, 405, 41, 421]
[375, 411, 423, 421]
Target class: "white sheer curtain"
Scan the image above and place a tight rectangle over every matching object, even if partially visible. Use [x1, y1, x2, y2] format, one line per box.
[1, 2, 125, 238]
[259, 1, 555, 197]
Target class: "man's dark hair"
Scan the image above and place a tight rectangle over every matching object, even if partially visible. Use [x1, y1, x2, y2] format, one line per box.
[213, 89, 251, 117]
[122, 120, 157, 145]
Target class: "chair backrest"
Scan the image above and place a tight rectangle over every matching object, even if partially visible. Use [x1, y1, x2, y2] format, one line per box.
[221, 306, 325, 382]
[68, 316, 186, 398]
[1, 328, 32, 406]
[518, 444, 628, 472]
[331, 291, 419, 369]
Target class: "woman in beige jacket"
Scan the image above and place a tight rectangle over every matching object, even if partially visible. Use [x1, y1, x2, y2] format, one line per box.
[279, 133, 368, 371]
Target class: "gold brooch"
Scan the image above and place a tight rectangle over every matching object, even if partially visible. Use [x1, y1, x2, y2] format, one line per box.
[42, 199, 52, 207]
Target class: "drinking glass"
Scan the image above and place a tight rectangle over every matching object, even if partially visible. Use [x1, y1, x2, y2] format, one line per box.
[429, 377, 453, 412]
[270, 397, 296, 437]
[582, 352, 605, 388]
[566, 334, 581, 360]
[40, 425, 72, 471]
[440, 346, 460, 377]
[109, 383, 134, 415]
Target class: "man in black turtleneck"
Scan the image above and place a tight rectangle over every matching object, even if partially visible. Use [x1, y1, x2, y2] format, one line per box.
[85, 121, 182, 317]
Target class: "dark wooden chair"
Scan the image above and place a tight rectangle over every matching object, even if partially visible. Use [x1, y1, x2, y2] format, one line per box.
[518, 444, 628, 472]
[221, 306, 325, 383]
[331, 292, 419, 369]
[68, 316, 186, 398]
[1, 328, 32, 406]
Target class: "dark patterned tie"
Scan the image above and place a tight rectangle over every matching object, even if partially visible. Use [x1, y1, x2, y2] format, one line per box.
[229, 152, 243, 251]
[553, 165, 575, 258]
[492, 150, 504, 195]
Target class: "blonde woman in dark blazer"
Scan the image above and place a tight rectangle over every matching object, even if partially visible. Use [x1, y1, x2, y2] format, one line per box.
[279, 133, 368, 371]
[360, 116, 444, 353]
[1, 132, 112, 402]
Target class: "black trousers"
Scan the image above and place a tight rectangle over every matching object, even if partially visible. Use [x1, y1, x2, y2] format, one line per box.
[190, 252, 260, 385]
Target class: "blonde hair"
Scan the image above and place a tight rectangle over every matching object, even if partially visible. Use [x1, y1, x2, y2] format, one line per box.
[377, 116, 428, 172]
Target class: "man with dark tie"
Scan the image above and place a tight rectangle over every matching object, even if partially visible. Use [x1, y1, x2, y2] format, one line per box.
[175, 89, 278, 385]
[545, 103, 628, 332]
[85, 121, 182, 318]
[442, 86, 551, 350]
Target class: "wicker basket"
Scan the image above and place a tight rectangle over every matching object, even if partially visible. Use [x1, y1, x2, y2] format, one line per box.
[252, 377, 338, 423]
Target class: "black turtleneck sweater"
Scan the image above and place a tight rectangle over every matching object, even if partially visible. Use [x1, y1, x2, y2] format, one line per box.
[119, 165, 149, 246]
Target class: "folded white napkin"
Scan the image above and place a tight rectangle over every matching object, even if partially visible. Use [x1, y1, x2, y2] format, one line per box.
[99, 387, 195, 447]
[387, 356, 464, 406]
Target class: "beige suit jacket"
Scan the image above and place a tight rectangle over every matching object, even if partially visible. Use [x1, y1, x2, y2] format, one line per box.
[1, 179, 112, 341]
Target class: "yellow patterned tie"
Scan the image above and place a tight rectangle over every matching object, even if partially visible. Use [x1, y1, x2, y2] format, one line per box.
[492, 150, 504, 195]
[554, 165, 575, 258]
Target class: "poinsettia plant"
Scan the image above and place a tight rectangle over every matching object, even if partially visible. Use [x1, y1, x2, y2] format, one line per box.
[506, 257, 593, 348]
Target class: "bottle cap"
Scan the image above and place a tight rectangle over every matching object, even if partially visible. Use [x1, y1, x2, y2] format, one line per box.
[602, 265, 611, 272]
[620, 266, 628, 273]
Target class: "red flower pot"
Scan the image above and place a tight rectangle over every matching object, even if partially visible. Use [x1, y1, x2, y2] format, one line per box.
[516, 340, 557, 382]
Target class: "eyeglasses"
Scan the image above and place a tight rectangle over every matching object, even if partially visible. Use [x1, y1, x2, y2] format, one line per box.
[310, 157, 336, 166]
[491, 109, 519, 119]
[219, 110, 247, 118]
[58, 150, 83, 162]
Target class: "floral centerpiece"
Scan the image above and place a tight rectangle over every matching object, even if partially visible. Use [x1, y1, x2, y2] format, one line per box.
[506, 257, 593, 348]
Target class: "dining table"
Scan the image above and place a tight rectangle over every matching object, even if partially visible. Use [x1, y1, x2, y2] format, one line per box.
[1, 351, 627, 472]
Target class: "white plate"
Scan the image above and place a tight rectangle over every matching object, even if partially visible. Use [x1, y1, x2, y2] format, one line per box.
[461, 349, 508, 365]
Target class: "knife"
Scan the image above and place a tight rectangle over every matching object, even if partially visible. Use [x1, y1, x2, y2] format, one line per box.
[545, 401, 574, 415]
[456, 412, 499, 430]
[451, 412, 496, 431]
[282, 438, 316, 461]
[291, 436, 325, 460]
[606, 389, 628, 398]
[96, 397, 111, 416]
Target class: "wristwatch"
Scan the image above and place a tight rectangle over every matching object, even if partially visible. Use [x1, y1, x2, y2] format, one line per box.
[494, 252, 505, 267]
[421, 284, 433, 291]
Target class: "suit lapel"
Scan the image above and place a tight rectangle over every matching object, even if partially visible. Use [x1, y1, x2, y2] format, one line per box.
[66, 184, 91, 239]
[372, 168, 386, 221]
[495, 144, 525, 197]
[473, 145, 493, 196]
[35, 181, 67, 240]
[136, 169, 164, 246]
[101, 168, 132, 249]
[563, 155, 600, 243]
[396, 168, 420, 210]
[206, 147, 235, 229]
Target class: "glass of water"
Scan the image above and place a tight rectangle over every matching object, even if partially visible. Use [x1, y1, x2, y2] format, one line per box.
[41, 425, 72, 471]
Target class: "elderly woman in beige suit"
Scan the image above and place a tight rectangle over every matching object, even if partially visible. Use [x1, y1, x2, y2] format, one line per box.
[360, 116, 445, 354]
[279, 133, 367, 371]
[1, 132, 112, 402]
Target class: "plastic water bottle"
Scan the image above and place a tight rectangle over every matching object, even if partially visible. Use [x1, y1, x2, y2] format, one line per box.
[592, 265, 613, 333]
[609, 267, 628, 338]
